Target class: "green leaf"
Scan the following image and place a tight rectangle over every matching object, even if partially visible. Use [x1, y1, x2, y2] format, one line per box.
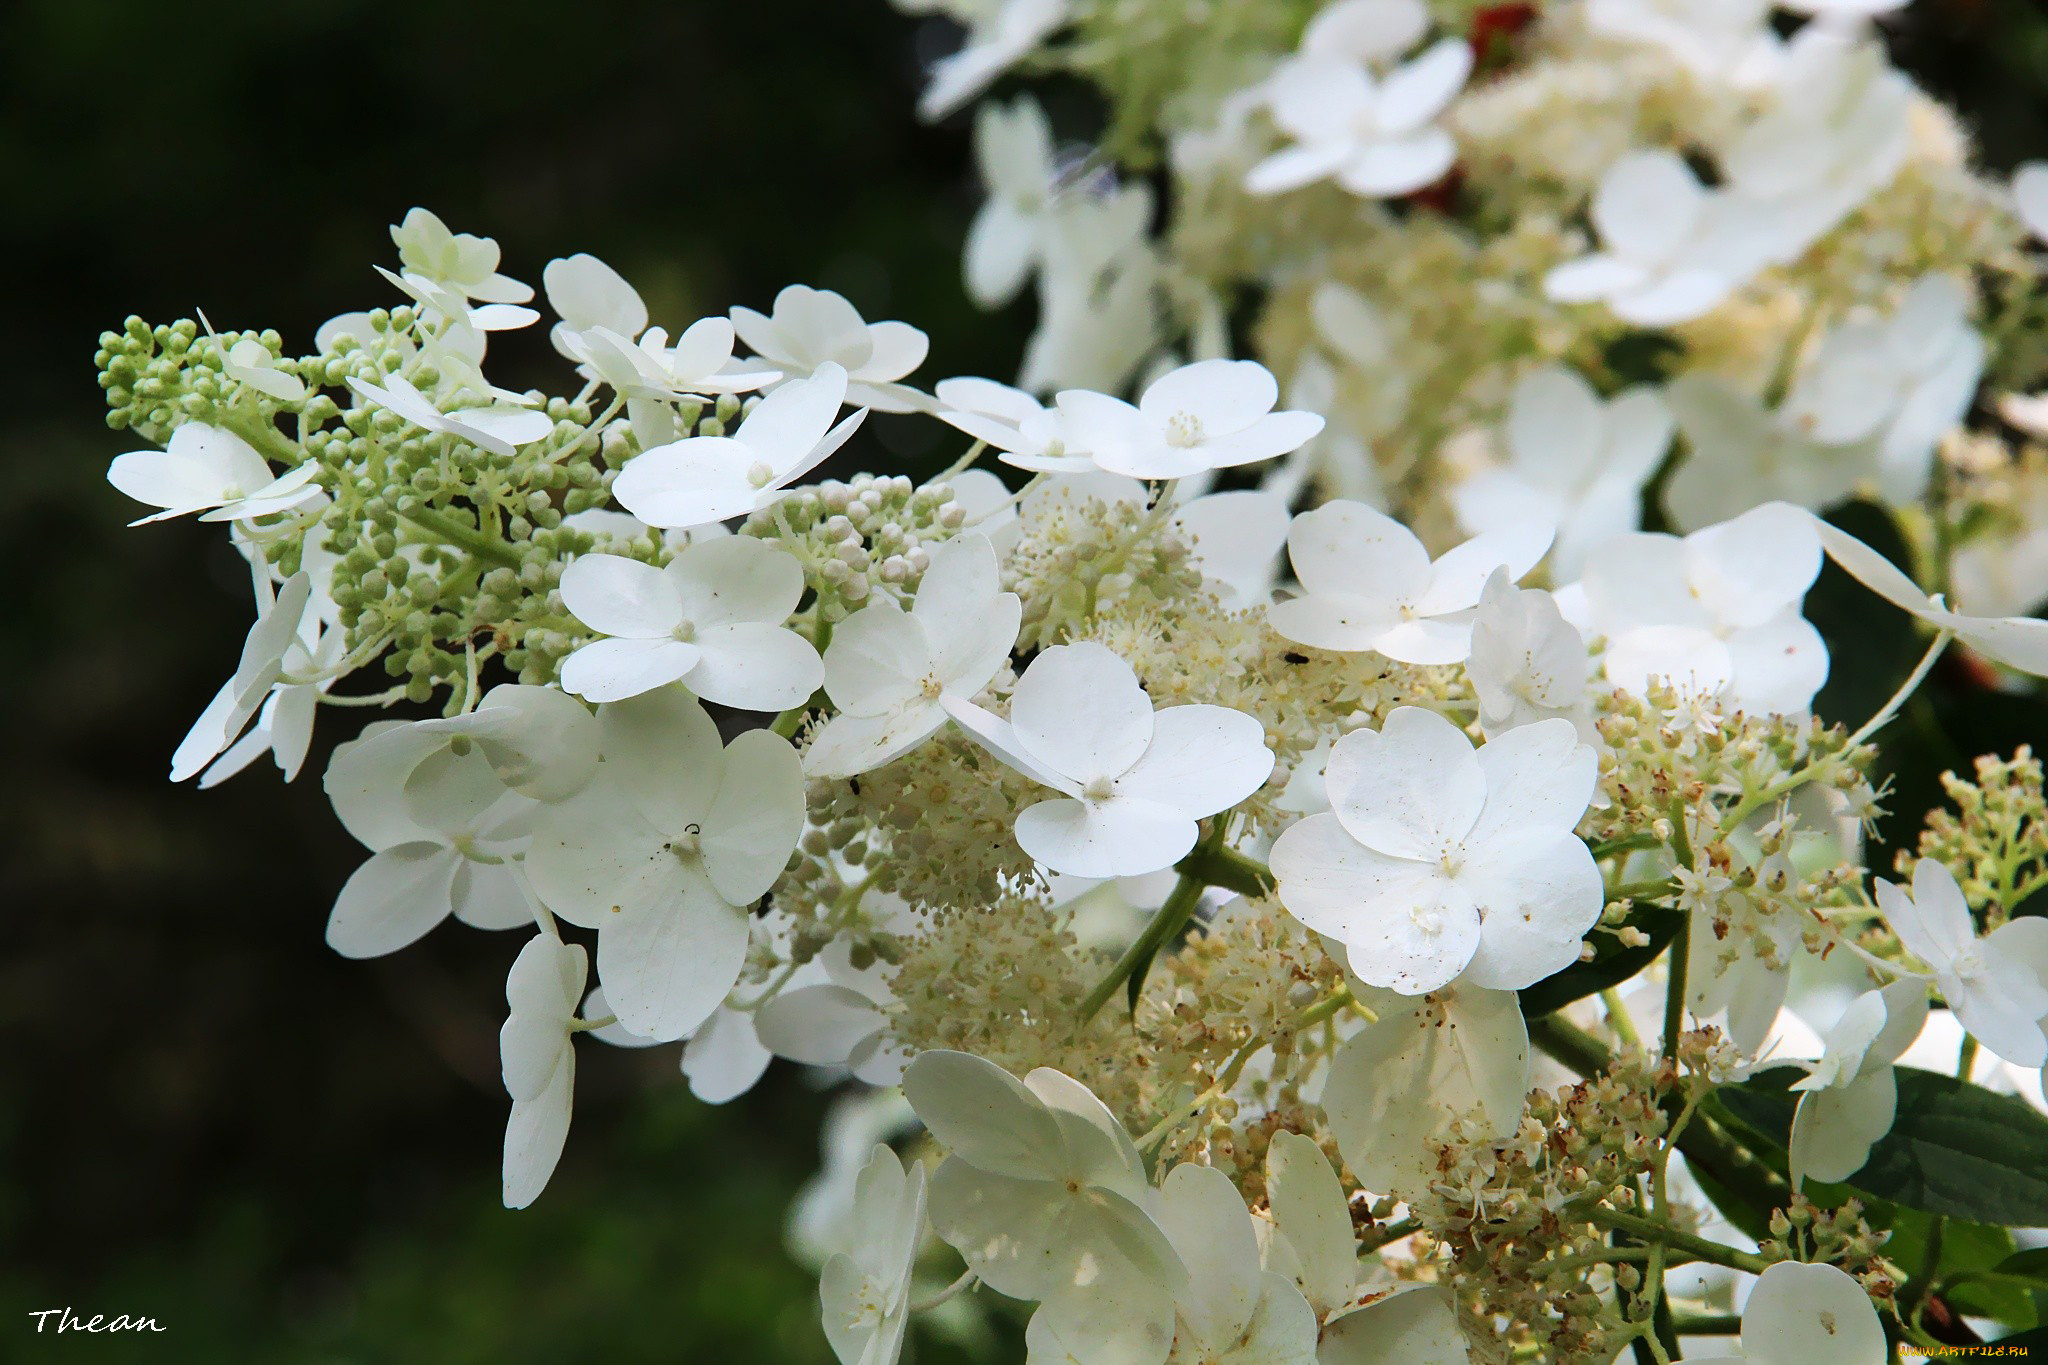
[1718, 1067, 2048, 1227]
[1993, 1247, 2048, 1285]
[1519, 908, 1681, 1019]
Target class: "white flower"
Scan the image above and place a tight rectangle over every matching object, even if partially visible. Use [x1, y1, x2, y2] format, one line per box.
[1810, 511, 2048, 677]
[1450, 366, 1673, 579]
[375, 263, 539, 334]
[1267, 501, 1552, 666]
[1780, 276, 1984, 503]
[1246, 4, 1473, 201]
[1572, 502, 1828, 715]
[902, 1051, 1185, 1344]
[610, 363, 867, 530]
[805, 533, 1020, 778]
[319, 683, 600, 808]
[321, 731, 538, 959]
[1315, 1287, 1472, 1364]
[2017, 161, 2048, 243]
[557, 537, 821, 708]
[1663, 374, 1868, 531]
[1170, 490, 1291, 610]
[1322, 982, 1531, 1195]
[1786, 980, 1927, 1188]
[944, 642, 1274, 878]
[543, 252, 649, 357]
[1468, 569, 1591, 738]
[1545, 151, 1772, 326]
[200, 312, 307, 404]
[1686, 1261, 1885, 1365]
[910, 0, 1070, 121]
[789, 1092, 921, 1270]
[108, 422, 321, 525]
[525, 689, 804, 1041]
[1876, 859, 2048, 1067]
[1261, 1131, 1362, 1323]
[196, 607, 340, 788]
[933, 376, 1090, 473]
[346, 371, 553, 459]
[731, 286, 929, 413]
[1720, 30, 1911, 264]
[967, 96, 1060, 307]
[755, 953, 910, 1089]
[1271, 708, 1600, 994]
[391, 207, 534, 307]
[1149, 1163, 1318, 1364]
[499, 932, 586, 1209]
[1054, 359, 1325, 480]
[1585, 0, 1779, 85]
[170, 573, 316, 782]
[1019, 196, 1161, 395]
[819, 1145, 928, 1365]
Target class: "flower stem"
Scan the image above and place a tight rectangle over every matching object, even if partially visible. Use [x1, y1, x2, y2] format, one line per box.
[1581, 1206, 1772, 1276]
[1076, 870, 1205, 1025]
[908, 1268, 977, 1314]
[401, 505, 522, 569]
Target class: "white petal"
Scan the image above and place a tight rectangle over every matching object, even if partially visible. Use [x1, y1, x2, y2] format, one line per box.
[1286, 501, 1431, 603]
[681, 1007, 774, 1105]
[1114, 705, 1273, 819]
[560, 637, 701, 703]
[1454, 827, 1605, 992]
[682, 730, 803, 908]
[610, 436, 764, 529]
[755, 985, 881, 1067]
[1139, 358, 1277, 435]
[1877, 860, 1975, 971]
[686, 622, 822, 711]
[596, 687, 723, 835]
[1325, 707, 1485, 861]
[805, 706, 944, 780]
[1317, 1286, 1471, 1364]
[1015, 795, 1199, 879]
[665, 535, 805, 627]
[825, 602, 928, 716]
[595, 867, 750, 1042]
[1739, 1262, 1885, 1365]
[901, 1050, 1065, 1181]
[1011, 641, 1155, 784]
[502, 1050, 574, 1209]
[1373, 38, 1472, 134]
[1790, 1071, 1895, 1187]
[326, 845, 459, 959]
[1270, 816, 1480, 995]
[1335, 130, 1457, 197]
[1265, 1130, 1355, 1319]
[1158, 1163, 1262, 1346]
[1468, 718, 1597, 843]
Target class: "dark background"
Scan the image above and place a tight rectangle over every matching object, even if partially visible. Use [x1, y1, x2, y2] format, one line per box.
[0, 1, 2043, 1360]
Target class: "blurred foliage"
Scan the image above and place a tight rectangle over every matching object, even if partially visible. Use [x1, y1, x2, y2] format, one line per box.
[0, 0, 2045, 1360]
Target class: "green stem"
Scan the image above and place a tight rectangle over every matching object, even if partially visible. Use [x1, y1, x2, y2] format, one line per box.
[1582, 1207, 1772, 1276]
[1356, 1217, 1420, 1255]
[1077, 871, 1206, 1026]
[1669, 1313, 1740, 1336]
[401, 506, 521, 569]
[1176, 842, 1274, 899]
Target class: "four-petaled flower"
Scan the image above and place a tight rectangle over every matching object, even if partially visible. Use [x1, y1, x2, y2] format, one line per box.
[1055, 358, 1325, 480]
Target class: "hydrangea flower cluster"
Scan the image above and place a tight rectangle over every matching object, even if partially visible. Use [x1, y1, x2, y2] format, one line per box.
[91, 0, 2048, 1352]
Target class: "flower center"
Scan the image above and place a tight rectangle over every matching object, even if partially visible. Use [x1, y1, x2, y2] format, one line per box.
[1164, 411, 1205, 448]
[669, 826, 702, 861]
[1082, 775, 1116, 802]
[919, 673, 944, 700]
[746, 460, 776, 489]
[671, 619, 697, 644]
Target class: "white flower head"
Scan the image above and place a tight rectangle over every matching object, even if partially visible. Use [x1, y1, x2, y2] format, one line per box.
[374, 263, 539, 334]
[543, 252, 649, 357]
[1149, 1163, 1318, 1364]
[1781, 275, 1985, 503]
[1810, 510, 2048, 677]
[391, 207, 534, 307]
[1271, 707, 1600, 995]
[910, 0, 1071, 121]
[1322, 983, 1531, 1195]
[944, 642, 1274, 878]
[321, 730, 539, 959]
[500, 932, 586, 1209]
[557, 537, 821, 709]
[1468, 569, 1591, 738]
[1663, 374, 1868, 532]
[1170, 489, 1291, 610]
[731, 286, 929, 413]
[610, 362, 868, 530]
[1451, 366, 1673, 579]
[1053, 359, 1325, 481]
[934, 376, 1089, 473]
[199, 311, 307, 404]
[1246, 5, 1473, 201]
[525, 689, 804, 1041]
[902, 1051, 1185, 1329]
[1689, 1261, 1885, 1365]
[1585, 0, 1779, 85]
[1786, 979, 1928, 1188]
[1268, 501, 1553, 665]
[1575, 502, 1828, 715]
[346, 370, 553, 459]
[108, 423, 321, 526]
[171, 572, 318, 782]
[1876, 859, 2048, 1067]
[1545, 150, 1773, 326]
[806, 533, 1021, 778]
[966, 95, 1060, 307]
[819, 1145, 928, 1365]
